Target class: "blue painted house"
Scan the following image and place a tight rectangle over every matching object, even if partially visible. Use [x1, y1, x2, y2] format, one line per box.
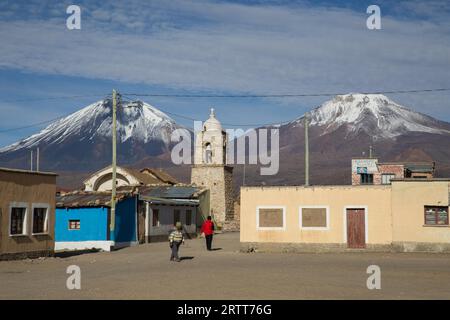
[55, 192, 138, 252]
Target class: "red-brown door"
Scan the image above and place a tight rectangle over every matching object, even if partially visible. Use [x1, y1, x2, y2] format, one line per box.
[346, 209, 366, 248]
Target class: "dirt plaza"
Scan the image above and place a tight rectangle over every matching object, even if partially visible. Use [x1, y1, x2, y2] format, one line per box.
[0, 232, 449, 299]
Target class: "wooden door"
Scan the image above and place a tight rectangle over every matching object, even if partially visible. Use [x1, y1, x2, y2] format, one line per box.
[346, 208, 366, 248]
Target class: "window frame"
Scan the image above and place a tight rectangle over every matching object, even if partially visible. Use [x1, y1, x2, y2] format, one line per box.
[256, 206, 286, 231]
[152, 208, 160, 227]
[424, 206, 449, 226]
[381, 173, 396, 185]
[31, 203, 50, 235]
[360, 173, 374, 185]
[9, 202, 28, 237]
[185, 209, 192, 226]
[173, 209, 181, 226]
[68, 219, 81, 230]
[299, 206, 330, 231]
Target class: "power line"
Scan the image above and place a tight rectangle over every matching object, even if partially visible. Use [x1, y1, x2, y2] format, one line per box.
[0, 114, 67, 133]
[0, 94, 110, 133]
[1, 94, 108, 103]
[122, 88, 450, 98]
[120, 94, 288, 127]
[2, 87, 450, 133]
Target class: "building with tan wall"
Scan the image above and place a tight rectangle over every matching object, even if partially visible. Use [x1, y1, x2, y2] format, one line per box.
[0, 167, 57, 260]
[240, 180, 450, 253]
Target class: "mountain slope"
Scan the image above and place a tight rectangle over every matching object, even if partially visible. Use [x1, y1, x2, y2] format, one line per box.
[235, 94, 450, 186]
[0, 99, 190, 173]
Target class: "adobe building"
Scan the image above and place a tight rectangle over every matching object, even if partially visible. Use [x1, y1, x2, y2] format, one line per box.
[83, 165, 178, 191]
[240, 179, 450, 253]
[55, 165, 209, 252]
[191, 109, 234, 228]
[0, 167, 57, 260]
[351, 157, 435, 185]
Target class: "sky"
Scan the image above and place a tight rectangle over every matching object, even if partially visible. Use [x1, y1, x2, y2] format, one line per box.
[0, 0, 449, 147]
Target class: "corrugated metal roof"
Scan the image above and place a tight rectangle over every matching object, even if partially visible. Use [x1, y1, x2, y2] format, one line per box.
[56, 192, 132, 208]
[404, 162, 435, 173]
[138, 185, 202, 199]
[140, 196, 199, 206]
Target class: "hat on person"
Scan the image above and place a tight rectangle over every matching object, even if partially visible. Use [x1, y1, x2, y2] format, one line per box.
[175, 221, 182, 230]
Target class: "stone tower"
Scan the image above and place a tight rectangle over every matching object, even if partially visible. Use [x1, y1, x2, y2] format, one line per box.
[191, 108, 234, 227]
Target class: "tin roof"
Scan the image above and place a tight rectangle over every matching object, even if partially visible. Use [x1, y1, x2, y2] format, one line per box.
[403, 162, 435, 173]
[137, 185, 203, 199]
[139, 196, 199, 206]
[56, 191, 132, 208]
[0, 167, 58, 176]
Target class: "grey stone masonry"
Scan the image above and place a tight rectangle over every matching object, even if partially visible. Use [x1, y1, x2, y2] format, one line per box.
[191, 164, 234, 227]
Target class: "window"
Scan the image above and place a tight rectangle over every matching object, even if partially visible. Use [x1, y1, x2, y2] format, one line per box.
[257, 207, 285, 230]
[186, 210, 192, 225]
[381, 174, 395, 185]
[360, 174, 373, 184]
[300, 206, 329, 230]
[205, 143, 212, 164]
[10, 206, 27, 235]
[174, 209, 180, 225]
[152, 209, 160, 227]
[32, 207, 48, 234]
[424, 206, 449, 226]
[69, 220, 80, 230]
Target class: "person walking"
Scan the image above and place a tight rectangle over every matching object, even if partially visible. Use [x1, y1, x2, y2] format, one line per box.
[169, 222, 184, 262]
[200, 216, 215, 251]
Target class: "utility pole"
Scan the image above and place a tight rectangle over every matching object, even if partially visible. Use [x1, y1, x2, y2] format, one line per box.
[369, 145, 373, 158]
[110, 89, 118, 234]
[36, 147, 40, 172]
[30, 150, 33, 171]
[243, 162, 246, 186]
[304, 112, 310, 186]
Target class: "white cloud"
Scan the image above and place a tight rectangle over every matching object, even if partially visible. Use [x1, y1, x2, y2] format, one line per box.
[0, 0, 449, 118]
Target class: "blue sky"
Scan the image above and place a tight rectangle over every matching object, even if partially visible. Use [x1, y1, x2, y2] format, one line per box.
[0, 0, 449, 147]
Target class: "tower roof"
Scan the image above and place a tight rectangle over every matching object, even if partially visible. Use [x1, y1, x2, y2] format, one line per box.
[204, 108, 222, 131]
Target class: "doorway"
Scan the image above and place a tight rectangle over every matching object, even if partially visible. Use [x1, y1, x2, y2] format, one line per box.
[346, 208, 366, 248]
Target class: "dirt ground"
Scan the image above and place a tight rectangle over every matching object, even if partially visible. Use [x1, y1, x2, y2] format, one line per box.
[0, 232, 449, 299]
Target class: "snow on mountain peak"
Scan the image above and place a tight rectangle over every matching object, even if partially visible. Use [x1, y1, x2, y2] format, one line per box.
[0, 99, 185, 153]
[299, 93, 448, 138]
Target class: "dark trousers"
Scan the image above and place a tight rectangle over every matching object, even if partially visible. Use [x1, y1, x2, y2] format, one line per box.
[205, 234, 213, 251]
[170, 241, 181, 260]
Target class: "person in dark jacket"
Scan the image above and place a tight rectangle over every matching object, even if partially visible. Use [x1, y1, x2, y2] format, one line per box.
[200, 216, 215, 251]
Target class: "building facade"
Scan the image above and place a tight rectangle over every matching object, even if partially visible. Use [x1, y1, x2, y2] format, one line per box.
[240, 179, 450, 252]
[351, 158, 435, 185]
[55, 192, 138, 251]
[191, 109, 234, 227]
[83, 165, 177, 192]
[0, 168, 57, 260]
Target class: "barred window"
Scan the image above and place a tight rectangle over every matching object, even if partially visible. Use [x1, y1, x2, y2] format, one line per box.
[69, 220, 80, 230]
[424, 206, 449, 226]
[33, 207, 48, 234]
[186, 210, 192, 225]
[174, 209, 180, 225]
[10, 207, 27, 235]
[152, 209, 160, 227]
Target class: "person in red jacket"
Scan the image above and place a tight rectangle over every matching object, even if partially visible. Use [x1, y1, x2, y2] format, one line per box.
[200, 215, 215, 251]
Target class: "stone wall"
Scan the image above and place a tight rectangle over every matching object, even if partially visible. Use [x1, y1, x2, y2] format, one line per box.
[191, 165, 234, 227]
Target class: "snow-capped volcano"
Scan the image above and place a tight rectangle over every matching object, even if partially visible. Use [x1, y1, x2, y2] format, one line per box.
[0, 99, 184, 153]
[292, 93, 450, 139]
[0, 99, 190, 173]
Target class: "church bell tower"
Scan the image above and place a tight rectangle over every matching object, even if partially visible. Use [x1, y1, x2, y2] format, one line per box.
[191, 108, 234, 227]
